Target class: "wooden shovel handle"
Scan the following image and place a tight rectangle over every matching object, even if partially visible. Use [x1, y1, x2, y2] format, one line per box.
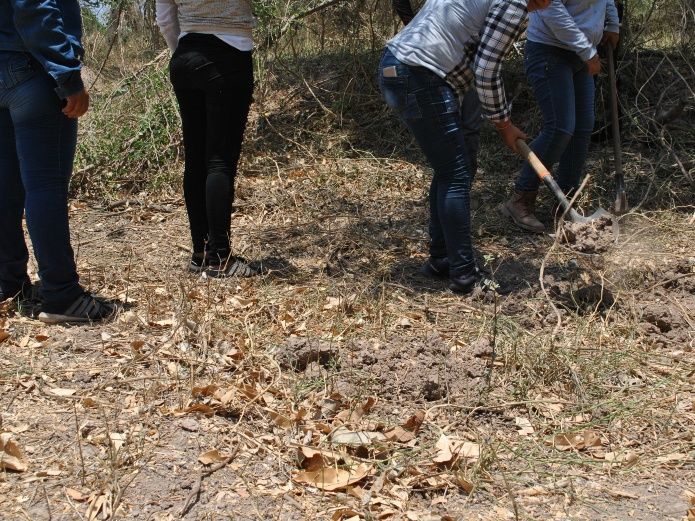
[516, 140, 549, 180]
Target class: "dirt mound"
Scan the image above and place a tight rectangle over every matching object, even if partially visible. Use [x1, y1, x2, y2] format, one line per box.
[633, 258, 695, 348]
[276, 334, 491, 402]
[559, 215, 614, 254]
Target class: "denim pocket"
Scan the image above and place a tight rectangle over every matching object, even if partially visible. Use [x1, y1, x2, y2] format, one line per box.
[1, 55, 37, 89]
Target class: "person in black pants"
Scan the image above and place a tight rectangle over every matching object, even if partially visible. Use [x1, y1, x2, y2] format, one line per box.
[157, 1, 258, 277]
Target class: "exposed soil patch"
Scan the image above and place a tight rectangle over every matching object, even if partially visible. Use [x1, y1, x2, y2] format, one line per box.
[277, 334, 491, 402]
[559, 215, 614, 254]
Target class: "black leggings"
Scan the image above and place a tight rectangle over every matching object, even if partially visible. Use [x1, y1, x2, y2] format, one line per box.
[170, 33, 253, 257]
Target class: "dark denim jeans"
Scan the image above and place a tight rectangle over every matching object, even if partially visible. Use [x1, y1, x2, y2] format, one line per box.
[170, 34, 254, 258]
[516, 41, 596, 194]
[0, 51, 82, 306]
[378, 48, 479, 277]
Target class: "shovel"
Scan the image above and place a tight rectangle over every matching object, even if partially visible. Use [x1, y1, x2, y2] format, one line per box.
[517, 139, 611, 224]
[606, 47, 628, 214]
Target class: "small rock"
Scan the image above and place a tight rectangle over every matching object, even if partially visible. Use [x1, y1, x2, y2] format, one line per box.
[180, 418, 199, 432]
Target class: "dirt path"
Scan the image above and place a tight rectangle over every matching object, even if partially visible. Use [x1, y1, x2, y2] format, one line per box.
[1, 158, 694, 520]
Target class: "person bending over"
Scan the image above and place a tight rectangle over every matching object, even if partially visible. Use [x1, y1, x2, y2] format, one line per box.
[0, 0, 115, 323]
[391, 0, 483, 178]
[379, 0, 550, 294]
[157, 0, 259, 277]
[501, 0, 620, 232]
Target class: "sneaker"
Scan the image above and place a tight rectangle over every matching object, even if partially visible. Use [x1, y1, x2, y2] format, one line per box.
[188, 252, 208, 273]
[38, 292, 116, 324]
[1, 282, 41, 316]
[206, 256, 259, 278]
[449, 266, 498, 295]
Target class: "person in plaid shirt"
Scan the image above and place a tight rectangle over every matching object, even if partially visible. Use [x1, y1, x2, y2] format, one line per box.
[379, 0, 550, 294]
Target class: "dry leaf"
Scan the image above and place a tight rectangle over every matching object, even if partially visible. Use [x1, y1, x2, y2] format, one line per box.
[336, 397, 376, 424]
[552, 430, 603, 451]
[332, 509, 363, 521]
[515, 417, 535, 436]
[191, 385, 219, 398]
[331, 427, 386, 446]
[109, 433, 127, 452]
[65, 487, 89, 502]
[198, 449, 227, 465]
[385, 410, 425, 443]
[294, 463, 371, 491]
[433, 435, 480, 464]
[269, 410, 294, 429]
[0, 330, 9, 343]
[0, 432, 28, 472]
[48, 387, 77, 397]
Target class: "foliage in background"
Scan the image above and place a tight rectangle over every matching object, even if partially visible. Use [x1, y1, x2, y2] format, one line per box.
[73, 0, 694, 203]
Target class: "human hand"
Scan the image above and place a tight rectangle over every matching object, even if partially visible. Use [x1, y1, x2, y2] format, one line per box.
[495, 120, 527, 154]
[586, 54, 601, 76]
[62, 89, 90, 118]
[601, 31, 620, 50]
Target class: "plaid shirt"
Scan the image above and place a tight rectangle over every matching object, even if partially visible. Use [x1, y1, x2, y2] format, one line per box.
[445, 0, 527, 121]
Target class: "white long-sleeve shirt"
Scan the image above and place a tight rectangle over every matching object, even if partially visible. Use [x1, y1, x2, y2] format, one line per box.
[528, 0, 620, 62]
[155, 0, 253, 52]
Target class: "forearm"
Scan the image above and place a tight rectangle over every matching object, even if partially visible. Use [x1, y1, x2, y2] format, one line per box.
[12, 0, 83, 98]
[392, 0, 415, 25]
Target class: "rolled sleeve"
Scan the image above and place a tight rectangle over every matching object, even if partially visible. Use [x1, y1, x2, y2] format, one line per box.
[473, 0, 527, 122]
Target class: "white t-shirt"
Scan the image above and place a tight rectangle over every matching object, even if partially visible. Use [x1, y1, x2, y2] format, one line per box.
[155, 0, 253, 52]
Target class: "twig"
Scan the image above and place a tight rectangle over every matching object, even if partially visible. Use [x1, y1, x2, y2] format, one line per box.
[73, 403, 86, 487]
[179, 443, 240, 518]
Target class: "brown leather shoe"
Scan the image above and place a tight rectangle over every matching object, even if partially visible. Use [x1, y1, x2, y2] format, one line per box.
[500, 190, 545, 233]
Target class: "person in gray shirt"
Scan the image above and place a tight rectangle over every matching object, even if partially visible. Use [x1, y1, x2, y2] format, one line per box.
[379, 0, 551, 294]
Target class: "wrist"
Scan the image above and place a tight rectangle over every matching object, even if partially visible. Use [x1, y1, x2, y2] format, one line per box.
[494, 119, 512, 131]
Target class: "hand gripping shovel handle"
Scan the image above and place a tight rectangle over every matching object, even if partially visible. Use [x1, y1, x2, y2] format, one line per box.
[516, 139, 579, 220]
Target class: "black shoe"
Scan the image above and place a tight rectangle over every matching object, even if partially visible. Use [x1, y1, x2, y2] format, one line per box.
[449, 266, 498, 295]
[189, 252, 209, 273]
[38, 292, 116, 324]
[421, 257, 449, 279]
[206, 256, 260, 278]
[1, 282, 41, 316]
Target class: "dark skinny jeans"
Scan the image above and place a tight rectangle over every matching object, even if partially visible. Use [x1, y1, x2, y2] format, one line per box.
[0, 51, 82, 307]
[170, 34, 253, 258]
[378, 48, 477, 277]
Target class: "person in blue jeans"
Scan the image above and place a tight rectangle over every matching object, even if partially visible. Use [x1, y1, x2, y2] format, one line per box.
[0, 0, 114, 323]
[379, 0, 550, 294]
[501, 0, 620, 232]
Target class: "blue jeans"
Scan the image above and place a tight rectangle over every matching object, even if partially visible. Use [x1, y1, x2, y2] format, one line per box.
[378, 48, 480, 277]
[0, 51, 82, 306]
[516, 41, 596, 193]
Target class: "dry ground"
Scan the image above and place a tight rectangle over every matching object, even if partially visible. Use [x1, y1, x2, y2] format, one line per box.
[1, 142, 694, 521]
